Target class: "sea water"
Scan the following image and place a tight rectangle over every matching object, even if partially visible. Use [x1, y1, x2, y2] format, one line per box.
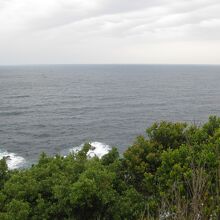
[1, 64, 220, 168]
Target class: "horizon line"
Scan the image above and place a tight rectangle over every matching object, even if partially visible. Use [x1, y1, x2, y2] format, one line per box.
[0, 63, 220, 66]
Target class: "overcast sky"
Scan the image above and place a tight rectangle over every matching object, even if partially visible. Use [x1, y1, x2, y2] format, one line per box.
[0, 0, 220, 64]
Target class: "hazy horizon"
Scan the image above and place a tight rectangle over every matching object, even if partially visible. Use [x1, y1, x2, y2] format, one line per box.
[1, 63, 220, 67]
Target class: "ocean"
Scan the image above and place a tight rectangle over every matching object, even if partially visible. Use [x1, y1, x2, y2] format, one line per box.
[0, 64, 220, 169]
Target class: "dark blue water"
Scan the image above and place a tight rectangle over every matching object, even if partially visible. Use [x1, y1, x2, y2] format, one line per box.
[0, 64, 220, 168]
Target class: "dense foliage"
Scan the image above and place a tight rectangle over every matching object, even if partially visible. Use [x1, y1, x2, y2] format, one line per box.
[1, 116, 220, 219]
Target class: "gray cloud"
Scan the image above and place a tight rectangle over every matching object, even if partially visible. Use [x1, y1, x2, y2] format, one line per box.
[0, 0, 220, 64]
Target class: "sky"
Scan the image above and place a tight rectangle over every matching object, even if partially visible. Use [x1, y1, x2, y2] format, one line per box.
[0, 0, 220, 65]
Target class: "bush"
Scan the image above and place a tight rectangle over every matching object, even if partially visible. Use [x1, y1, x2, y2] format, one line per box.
[1, 116, 220, 219]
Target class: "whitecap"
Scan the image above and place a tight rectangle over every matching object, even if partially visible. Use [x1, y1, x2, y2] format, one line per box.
[70, 142, 111, 158]
[0, 149, 26, 170]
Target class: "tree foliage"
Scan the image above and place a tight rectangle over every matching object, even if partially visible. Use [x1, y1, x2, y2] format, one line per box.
[1, 116, 220, 219]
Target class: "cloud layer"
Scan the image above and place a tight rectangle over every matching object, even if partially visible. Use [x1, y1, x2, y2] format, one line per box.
[0, 0, 220, 64]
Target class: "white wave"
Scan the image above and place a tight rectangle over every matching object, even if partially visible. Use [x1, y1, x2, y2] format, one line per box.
[0, 150, 25, 170]
[70, 142, 111, 158]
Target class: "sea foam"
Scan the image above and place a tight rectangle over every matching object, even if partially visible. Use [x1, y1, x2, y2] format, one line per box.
[0, 142, 111, 170]
[0, 149, 26, 170]
[70, 142, 111, 158]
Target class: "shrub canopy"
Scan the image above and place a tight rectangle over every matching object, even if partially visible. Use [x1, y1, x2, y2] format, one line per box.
[1, 116, 220, 219]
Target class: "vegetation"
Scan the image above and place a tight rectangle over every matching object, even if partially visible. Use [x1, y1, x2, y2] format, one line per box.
[1, 116, 220, 219]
